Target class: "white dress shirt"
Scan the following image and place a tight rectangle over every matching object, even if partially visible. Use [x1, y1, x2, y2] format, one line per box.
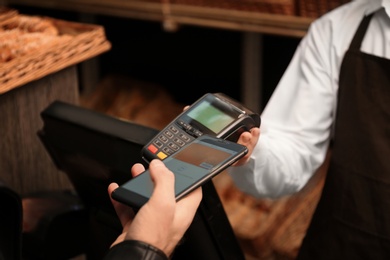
[229, 0, 390, 199]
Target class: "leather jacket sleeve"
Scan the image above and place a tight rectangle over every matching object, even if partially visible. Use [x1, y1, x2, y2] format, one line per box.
[103, 240, 168, 260]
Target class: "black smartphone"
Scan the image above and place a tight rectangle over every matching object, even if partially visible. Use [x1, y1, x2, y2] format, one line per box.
[112, 135, 248, 208]
[141, 93, 260, 162]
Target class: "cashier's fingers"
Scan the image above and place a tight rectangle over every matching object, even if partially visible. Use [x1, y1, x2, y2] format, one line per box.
[234, 127, 260, 166]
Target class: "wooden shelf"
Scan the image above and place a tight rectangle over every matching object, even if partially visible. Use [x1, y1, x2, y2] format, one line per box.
[6, 0, 313, 112]
[7, 0, 313, 37]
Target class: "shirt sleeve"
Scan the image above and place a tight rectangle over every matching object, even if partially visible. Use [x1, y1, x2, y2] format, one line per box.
[228, 16, 337, 199]
[103, 240, 168, 260]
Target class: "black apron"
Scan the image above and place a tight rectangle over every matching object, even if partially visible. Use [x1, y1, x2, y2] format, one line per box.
[297, 11, 390, 259]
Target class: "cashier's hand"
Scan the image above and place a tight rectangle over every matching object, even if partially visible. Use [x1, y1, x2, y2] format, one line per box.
[108, 159, 202, 257]
[233, 127, 260, 166]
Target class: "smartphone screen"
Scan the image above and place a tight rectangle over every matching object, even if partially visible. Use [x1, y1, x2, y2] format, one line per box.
[112, 135, 247, 208]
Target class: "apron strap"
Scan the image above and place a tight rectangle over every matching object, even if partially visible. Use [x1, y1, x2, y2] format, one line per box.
[349, 13, 374, 50]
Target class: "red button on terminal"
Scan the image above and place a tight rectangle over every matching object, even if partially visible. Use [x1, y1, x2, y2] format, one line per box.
[147, 144, 158, 154]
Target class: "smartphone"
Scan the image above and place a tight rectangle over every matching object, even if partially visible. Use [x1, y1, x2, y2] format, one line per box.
[112, 135, 248, 208]
[141, 93, 260, 162]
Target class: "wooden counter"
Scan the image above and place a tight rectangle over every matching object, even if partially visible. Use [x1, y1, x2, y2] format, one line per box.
[0, 66, 78, 195]
[0, 10, 111, 195]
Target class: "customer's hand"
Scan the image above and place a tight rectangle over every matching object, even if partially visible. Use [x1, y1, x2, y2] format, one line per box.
[108, 159, 202, 257]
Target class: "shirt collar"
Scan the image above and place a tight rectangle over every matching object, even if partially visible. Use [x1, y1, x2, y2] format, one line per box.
[383, 0, 390, 17]
[363, 0, 390, 17]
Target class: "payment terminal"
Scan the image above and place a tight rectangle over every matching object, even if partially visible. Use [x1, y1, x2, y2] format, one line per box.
[142, 92, 260, 162]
